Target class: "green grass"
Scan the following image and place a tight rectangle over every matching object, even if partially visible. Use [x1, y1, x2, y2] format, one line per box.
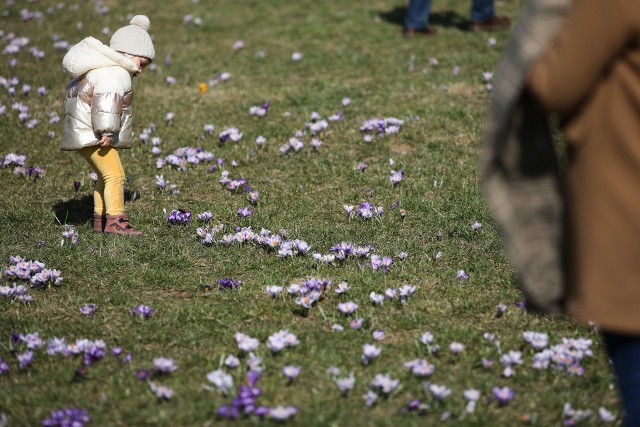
[0, 0, 621, 426]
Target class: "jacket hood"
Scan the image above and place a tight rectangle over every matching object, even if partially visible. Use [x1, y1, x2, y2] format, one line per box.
[62, 36, 138, 78]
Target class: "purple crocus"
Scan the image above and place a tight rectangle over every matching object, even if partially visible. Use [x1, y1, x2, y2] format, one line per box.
[80, 304, 96, 316]
[389, 169, 404, 186]
[492, 386, 515, 405]
[429, 384, 452, 401]
[167, 209, 191, 224]
[335, 374, 355, 393]
[149, 382, 174, 399]
[361, 344, 382, 364]
[237, 207, 252, 218]
[136, 368, 151, 381]
[153, 357, 177, 373]
[456, 269, 469, 281]
[17, 351, 34, 369]
[337, 301, 358, 315]
[282, 365, 301, 381]
[131, 305, 155, 319]
[0, 358, 9, 374]
[41, 408, 90, 427]
[269, 406, 297, 421]
[217, 277, 242, 291]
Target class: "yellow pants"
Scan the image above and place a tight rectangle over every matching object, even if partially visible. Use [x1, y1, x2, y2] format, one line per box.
[79, 146, 125, 216]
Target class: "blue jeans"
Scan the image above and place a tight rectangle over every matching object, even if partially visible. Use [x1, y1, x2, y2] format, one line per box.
[602, 332, 640, 425]
[470, 0, 494, 22]
[403, 0, 432, 30]
[404, 0, 494, 29]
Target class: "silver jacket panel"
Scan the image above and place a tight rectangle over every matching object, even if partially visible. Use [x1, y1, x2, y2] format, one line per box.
[60, 76, 134, 151]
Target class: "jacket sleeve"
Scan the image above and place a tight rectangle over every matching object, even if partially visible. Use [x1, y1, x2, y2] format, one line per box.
[88, 67, 131, 135]
[526, 0, 635, 115]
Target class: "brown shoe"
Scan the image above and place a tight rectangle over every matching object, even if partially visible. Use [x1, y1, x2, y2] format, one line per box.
[104, 214, 142, 236]
[403, 27, 437, 37]
[469, 15, 511, 31]
[92, 214, 106, 233]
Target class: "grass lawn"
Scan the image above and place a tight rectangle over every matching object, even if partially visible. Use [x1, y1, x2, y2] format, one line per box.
[0, 0, 621, 425]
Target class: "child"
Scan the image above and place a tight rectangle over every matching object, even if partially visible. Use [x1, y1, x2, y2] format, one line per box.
[61, 15, 155, 235]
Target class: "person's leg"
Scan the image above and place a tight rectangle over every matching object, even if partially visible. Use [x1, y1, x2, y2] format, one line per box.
[78, 146, 126, 216]
[468, 0, 510, 31]
[602, 332, 640, 424]
[470, 0, 494, 22]
[403, 0, 433, 30]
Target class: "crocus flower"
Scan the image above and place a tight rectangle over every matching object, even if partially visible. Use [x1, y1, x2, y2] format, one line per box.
[349, 318, 364, 330]
[207, 369, 234, 394]
[361, 344, 382, 364]
[0, 358, 9, 375]
[370, 292, 384, 305]
[598, 407, 616, 423]
[429, 384, 451, 401]
[363, 390, 378, 406]
[237, 207, 252, 218]
[265, 286, 283, 297]
[80, 304, 96, 316]
[464, 389, 481, 413]
[456, 269, 469, 280]
[282, 365, 301, 381]
[131, 305, 154, 319]
[291, 52, 302, 61]
[334, 281, 350, 294]
[335, 374, 355, 393]
[370, 373, 399, 394]
[404, 359, 435, 377]
[337, 301, 358, 315]
[372, 330, 385, 341]
[17, 351, 33, 369]
[41, 408, 90, 427]
[149, 382, 173, 399]
[217, 277, 242, 291]
[492, 386, 515, 405]
[449, 341, 465, 355]
[269, 406, 297, 421]
[235, 332, 259, 352]
[153, 357, 177, 373]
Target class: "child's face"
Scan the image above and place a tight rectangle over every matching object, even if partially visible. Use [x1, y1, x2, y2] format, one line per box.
[130, 56, 151, 76]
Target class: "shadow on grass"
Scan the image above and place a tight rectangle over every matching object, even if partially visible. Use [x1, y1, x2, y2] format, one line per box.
[52, 189, 139, 226]
[379, 6, 469, 31]
[292, 307, 310, 318]
[53, 194, 93, 226]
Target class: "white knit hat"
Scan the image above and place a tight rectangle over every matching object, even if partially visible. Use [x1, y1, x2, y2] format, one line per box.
[110, 15, 155, 60]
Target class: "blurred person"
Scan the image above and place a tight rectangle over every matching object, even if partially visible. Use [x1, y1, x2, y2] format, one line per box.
[61, 15, 155, 235]
[483, 0, 640, 423]
[403, 0, 511, 35]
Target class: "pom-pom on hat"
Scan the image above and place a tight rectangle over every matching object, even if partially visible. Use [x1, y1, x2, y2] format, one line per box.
[110, 15, 155, 60]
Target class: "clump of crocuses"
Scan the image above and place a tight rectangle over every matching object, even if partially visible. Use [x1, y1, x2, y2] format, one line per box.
[217, 277, 242, 291]
[360, 117, 404, 141]
[167, 209, 191, 224]
[343, 202, 384, 220]
[3, 256, 62, 289]
[156, 146, 216, 171]
[41, 408, 90, 427]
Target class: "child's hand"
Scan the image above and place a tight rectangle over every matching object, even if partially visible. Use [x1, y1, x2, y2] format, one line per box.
[98, 134, 113, 147]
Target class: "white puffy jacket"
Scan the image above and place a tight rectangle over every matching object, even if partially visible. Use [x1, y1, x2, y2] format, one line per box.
[60, 37, 139, 151]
